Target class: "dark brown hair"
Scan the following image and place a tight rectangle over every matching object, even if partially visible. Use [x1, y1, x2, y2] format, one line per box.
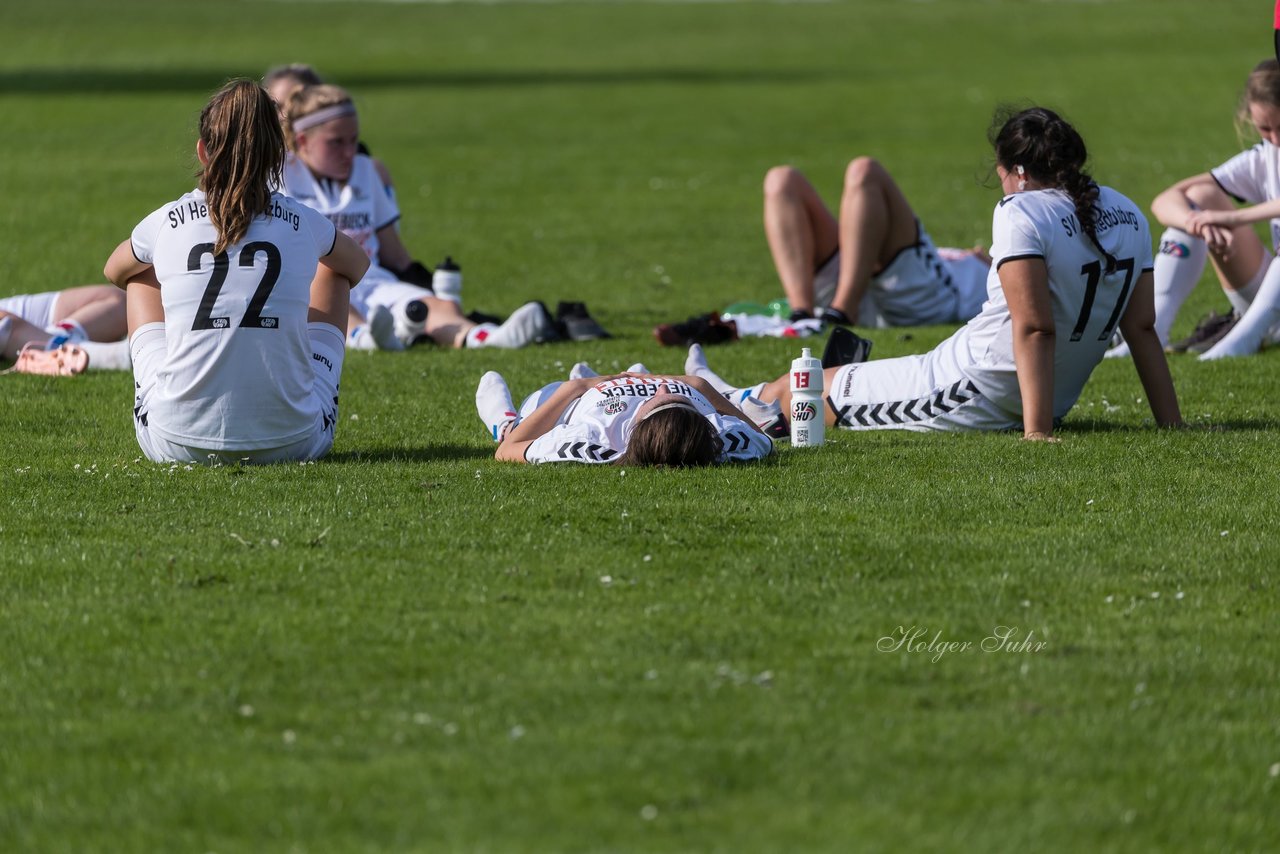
[198, 79, 285, 255]
[618, 407, 722, 468]
[990, 105, 1102, 251]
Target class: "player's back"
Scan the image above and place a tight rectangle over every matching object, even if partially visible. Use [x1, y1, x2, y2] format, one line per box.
[962, 186, 1153, 418]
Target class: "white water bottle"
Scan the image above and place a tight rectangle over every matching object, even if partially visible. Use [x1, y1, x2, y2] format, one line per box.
[789, 347, 825, 447]
[432, 256, 463, 303]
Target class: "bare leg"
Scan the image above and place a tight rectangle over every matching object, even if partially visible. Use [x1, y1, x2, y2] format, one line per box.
[763, 165, 839, 316]
[756, 366, 845, 427]
[422, 295, 476, 348]
[1185, 182, 1267, 292]
[1, 311, 55, 360]
[51, 285, 128, 340]
[831, 157, 922, 322]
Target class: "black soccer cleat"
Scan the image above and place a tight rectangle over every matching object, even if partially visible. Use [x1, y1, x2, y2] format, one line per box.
[821, 325, 872, 368]
[555, 301, 612, 341]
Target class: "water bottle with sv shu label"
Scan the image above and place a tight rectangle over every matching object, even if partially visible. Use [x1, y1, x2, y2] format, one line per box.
[789, 347, 825, 447]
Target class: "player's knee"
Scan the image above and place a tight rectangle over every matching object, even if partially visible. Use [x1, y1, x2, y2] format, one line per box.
[1183, 181, 1232, 211]
[843, 156, 882, 190]
[763, 165, 804, 199]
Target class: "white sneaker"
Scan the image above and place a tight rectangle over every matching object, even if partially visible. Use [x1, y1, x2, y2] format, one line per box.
[569, 361, 598, 380]
[475, 370, 518, 441]
[368, 304, 405, 351]
[481, 301, 558, 349]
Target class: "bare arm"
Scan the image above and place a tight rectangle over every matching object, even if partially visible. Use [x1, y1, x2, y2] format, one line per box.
[125, 268, 164, 337]
[998, 257, 1056, 440]
[1186, 197, 1280, 230]
[105, 239, 151, 289]
[321, 231, 371, 286]
[494, 377, 602, 463]
[375, 224, 414, 273]
[1151, 172, 1235, 252]
[1117, 271, 1184, 428]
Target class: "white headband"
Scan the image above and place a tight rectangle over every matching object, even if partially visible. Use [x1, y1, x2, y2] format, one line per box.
[639, 400, 701, 421]
[293, 103, 357, 132]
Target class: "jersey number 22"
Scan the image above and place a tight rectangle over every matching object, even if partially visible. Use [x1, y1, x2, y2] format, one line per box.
[188, 241, 281, 331]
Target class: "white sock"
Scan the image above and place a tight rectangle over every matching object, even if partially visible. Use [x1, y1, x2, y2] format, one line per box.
[475, 370, 519, 441]
[465, 323, 499, 348]
[569, 362, 598, 380]
[684, 343, 765, 400]
[80, 339, 132, 371]
[347, 324, 377, 350]
[44, 319, 87, 349]
[1200, 259, 1280, 359]
[1153, 228, 1208, 343]
[366, 304, 404, 351]
[626, 363, 651, 374]
[1224, 262, 1265, 315]
[685, 344, 735, 394]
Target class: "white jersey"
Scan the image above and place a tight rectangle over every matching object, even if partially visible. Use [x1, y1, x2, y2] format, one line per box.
[130, 189, 338, 449]
[524, 376, 772, 464]
[953, 185, 1154, 417]
[827, 186, 1152, 432]
[1211, 141, 1280, 251]
[279, 153, 403, 290]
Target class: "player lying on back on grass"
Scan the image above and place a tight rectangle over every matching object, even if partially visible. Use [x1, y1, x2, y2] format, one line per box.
[1110, 58, 1280, 360]
[476, 362, 773, 466]
[688, 106, 1183, 442]
[762, 155, 991, 329]
[104, 79, 369, 464]
[1, 285, 133, 375]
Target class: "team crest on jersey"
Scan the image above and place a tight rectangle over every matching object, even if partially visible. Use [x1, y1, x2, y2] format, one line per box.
[597, 399, 628, 415]
[1159, 239, 1190, 258]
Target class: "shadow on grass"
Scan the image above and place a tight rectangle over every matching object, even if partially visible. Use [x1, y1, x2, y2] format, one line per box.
[1061, 418, 1280, 433]
[326, 445, 495, 465]
[0, 67, 837, 96]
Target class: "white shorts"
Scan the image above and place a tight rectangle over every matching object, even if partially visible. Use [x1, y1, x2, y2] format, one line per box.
[814, 225, 988, 326]
[350, 268, 432, 318]
[518, 381, 582, 425]
[0, 290, 60, 330]
[827, 357, 1016, 433]
[130, 322, 346, 464]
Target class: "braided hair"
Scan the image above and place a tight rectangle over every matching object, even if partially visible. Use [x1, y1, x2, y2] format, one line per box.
[990, 106, 1113, 269]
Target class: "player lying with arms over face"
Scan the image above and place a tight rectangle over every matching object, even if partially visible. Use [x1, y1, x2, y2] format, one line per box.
[688, 106, 1184, 443]
[475, 362, 773, 467]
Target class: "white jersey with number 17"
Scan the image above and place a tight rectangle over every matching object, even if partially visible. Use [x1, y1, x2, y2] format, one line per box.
[130, 189, 338, 450]
[955, 185, 1154, 418]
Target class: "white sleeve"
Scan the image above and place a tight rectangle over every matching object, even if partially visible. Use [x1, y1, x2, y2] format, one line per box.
[129, 205, 171, 266]
[300, 203, 338, 257]
[1211, 146, 1269, 205]
[525, 422, 620, 464]
[989, 196, 1043, 268]
[715, 415, 773, 462]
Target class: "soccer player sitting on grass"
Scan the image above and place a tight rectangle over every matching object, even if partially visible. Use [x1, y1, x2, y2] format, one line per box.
[104, 79, 370, 464]
[689, 107, 1184, 442]
[476, 362, 773, 466]
[1110, 58, 1280, 359]
[1, 285, 133, 375]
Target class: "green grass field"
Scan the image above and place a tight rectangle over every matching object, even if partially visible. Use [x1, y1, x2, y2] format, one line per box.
[2, 1, 1279, 850]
